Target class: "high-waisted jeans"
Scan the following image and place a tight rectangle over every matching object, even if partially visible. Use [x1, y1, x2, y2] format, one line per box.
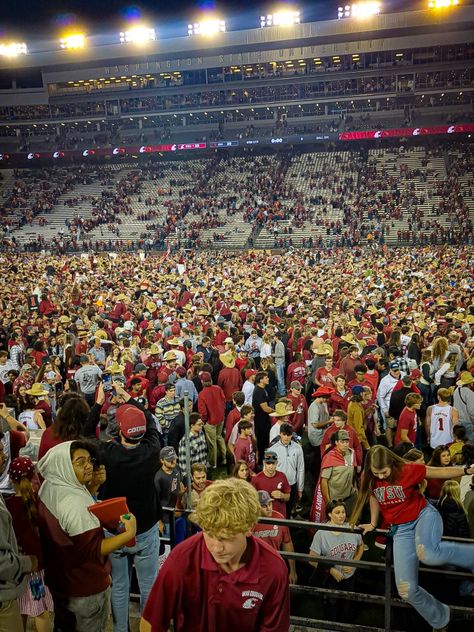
[393, 502, 474, 629]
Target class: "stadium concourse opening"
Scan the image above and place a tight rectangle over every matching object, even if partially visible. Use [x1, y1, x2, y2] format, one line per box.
[1, 3, 474, 632]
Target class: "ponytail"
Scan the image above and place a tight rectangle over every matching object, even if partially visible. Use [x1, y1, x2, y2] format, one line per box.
[18, 476, 39, 532]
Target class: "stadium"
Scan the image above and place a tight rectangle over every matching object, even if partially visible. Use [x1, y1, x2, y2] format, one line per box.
[0, 2, 473, 632]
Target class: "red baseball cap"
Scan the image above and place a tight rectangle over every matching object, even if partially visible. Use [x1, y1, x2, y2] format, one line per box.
[245, 369, 257, 380]
[116, 404, 146, 440]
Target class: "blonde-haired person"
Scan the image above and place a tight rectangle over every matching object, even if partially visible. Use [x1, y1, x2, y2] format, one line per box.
[437, 480, 470, 539]
[351, 444, 474, 632]
[140, 478, 290, 632]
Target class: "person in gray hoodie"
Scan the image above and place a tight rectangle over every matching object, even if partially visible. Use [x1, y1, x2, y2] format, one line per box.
[0, 431, 37, 632]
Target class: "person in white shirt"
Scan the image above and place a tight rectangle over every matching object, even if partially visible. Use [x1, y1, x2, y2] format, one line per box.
[242, 370, 257, 405]
[377, 361, 402, 446]
[426, 388, 458, 449]
[270, 423, 305, 517]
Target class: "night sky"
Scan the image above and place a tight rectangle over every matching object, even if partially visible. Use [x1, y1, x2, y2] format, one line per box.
[0, 1, 426, 36]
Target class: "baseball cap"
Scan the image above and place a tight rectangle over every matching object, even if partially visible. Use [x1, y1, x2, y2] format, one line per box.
[160, 446, 177, 461]
[390, 361, 401, 370]
[290, 381, 302, 390]
[116, 404, 146, 440]
[258, 490, 272, 506]
[134, 363, 147, 372]
[335, 429, 350, 441]
[263, 450, 278, 463]
[410, 369, 422, 380]
[351, 385, 365, 396]
[245, 369, 257, 380]
[200, 371, 212, 383]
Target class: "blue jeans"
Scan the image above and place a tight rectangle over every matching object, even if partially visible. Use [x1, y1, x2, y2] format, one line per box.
[109, 524, 159, 632]
[276, 363, 286, 396]
[393, 503, 474, 629]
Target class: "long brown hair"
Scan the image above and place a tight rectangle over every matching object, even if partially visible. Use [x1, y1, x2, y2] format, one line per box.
[17, 477, 39, 532]
[350, 445, 406, 526]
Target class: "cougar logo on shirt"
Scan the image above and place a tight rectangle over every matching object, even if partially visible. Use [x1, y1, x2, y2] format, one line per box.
[242, 590, 263, 609]
[373, 486, 406, 504]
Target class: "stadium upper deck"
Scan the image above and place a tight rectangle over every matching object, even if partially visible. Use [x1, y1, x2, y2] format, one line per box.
[0, 5, 473, 159]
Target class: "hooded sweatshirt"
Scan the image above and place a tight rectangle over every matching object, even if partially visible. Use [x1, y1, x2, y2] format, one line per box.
[37, 441, 110, 597]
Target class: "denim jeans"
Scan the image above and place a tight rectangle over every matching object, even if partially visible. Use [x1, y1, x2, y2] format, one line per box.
[109, 524, 159, 632]
[393, 503, 474, 629]
[276, 363, 286, 396]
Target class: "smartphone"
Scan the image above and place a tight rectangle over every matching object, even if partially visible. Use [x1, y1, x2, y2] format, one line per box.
[102, 373, 113, 392]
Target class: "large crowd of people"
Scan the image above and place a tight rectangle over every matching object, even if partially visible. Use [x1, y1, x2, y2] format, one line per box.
[0, 244, 473, 632]
[1, 144, 473, 256]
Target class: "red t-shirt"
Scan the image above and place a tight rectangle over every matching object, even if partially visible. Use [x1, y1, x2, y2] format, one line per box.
[142, 533, 290, 632]
[315, 367, 339, 386]
[251, 510, 291, 551]
[372, 463, 427, 525]
[38, 425, 63, 461]
[234, 436, 256, 471]
[252, 471, 291, 517]
[394, 408, 417, 446]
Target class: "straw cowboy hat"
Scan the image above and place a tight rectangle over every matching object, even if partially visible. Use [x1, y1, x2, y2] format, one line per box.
[456, 371, 474, 387]
[149, 343, 163, 355]
[26, 384, 49, 397]
[269, 402, 294, 417]
[219, 351, 237, 368]
[107, 362, 125, 375]
[315, 343, 334, 357]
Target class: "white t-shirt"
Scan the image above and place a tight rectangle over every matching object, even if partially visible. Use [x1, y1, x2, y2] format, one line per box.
[429, 404, 454, 448]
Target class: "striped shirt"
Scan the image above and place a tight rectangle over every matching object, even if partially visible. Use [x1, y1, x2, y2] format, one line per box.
[154, 397, 182, 431]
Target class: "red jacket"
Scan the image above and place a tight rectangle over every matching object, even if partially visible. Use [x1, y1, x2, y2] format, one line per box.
[198, 385, 226, 426]
[217, 367, 243, 402]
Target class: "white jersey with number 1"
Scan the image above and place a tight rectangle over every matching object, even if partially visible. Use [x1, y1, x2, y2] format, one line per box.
[429, 404, 454, 448]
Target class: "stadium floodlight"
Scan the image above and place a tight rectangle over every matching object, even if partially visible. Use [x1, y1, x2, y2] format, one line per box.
[60, 33, 86, 49]
[260, 10, 300, 27]
[427, 0, 459, 7]
[0, 41, 28, 57]
[119, 26, 156, 44]
[338, 2, 381, 19]
[187, 20, 226, 36]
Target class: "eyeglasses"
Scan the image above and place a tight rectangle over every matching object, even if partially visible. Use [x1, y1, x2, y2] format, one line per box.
[72, 456, 97, 468]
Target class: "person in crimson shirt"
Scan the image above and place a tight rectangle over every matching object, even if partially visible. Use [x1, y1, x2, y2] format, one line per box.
[251, 490, 297, 585]
[339, 346, 362, 383]
[329, 375, 350, 414]
[285, 352, 307, 389]
[347, 365, 376, 402]
[286, 381, 308, 433]
[217, 352, 243, 409]
[140, 478, 290, 632]
[320, 409, 363, 469]
[352, 445, 474, 632]
[394, 393, 422, 447]
[233, 420, 257, 472]
[197, 372, 226, 468]
[314, 356, 339, 388]
[252, 451, 291, 517]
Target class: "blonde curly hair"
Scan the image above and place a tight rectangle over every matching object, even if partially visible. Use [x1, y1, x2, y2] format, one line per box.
[190, 478, 260, 538]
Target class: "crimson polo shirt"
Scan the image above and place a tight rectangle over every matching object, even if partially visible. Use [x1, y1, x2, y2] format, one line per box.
[142, 532, 290, 632]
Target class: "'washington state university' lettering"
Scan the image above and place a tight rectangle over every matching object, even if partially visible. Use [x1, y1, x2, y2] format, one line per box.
[373, 486, 406, 504]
